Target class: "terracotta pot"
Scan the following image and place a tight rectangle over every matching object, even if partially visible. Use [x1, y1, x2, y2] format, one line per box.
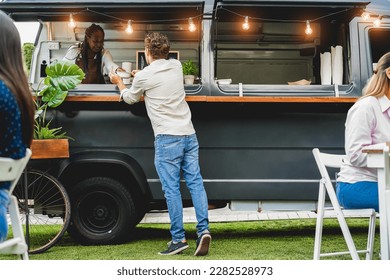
[31, 139, 69, 159]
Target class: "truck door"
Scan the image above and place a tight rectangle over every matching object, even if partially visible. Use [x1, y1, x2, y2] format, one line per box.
[352, 6, 390, 84]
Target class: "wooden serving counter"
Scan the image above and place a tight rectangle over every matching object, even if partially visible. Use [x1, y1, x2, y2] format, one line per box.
[65, 95, 357, 103]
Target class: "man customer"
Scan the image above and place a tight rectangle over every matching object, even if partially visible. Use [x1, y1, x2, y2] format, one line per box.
[0, 10, 35, 241]
[109, 32, 211, 256]
[337, 52, 390, 212]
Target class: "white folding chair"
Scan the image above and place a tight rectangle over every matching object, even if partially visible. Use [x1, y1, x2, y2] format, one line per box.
[312, 148, 376, 260]
[0, 148, 31, 260]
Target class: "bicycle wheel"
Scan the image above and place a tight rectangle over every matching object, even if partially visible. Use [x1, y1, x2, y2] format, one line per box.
[13, 169, 71, 254]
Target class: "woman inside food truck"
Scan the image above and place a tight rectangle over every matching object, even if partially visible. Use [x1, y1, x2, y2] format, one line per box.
[63, 23, 124, 84]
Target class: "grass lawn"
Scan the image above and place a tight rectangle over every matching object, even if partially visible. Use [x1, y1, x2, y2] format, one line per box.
[0, 218, 380, 260]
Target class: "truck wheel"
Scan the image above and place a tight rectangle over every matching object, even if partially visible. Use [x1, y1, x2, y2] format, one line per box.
[67, 177, 136, 245]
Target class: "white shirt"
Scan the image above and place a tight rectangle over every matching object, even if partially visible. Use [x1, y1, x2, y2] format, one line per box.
[63, 46, 119, 75]
[120, 59, 195, 136]
[338, 95, 390, 183]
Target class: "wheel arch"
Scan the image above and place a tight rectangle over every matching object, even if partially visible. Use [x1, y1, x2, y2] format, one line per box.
[57, 150, 152, 202]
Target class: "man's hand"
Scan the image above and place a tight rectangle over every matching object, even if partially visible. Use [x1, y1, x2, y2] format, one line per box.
[109, 70, 126, 92]
[109, 71, 122, 84]
[131, 69, 140, 77]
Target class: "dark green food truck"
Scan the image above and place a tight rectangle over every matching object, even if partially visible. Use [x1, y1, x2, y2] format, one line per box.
[1, 0, 389, 249]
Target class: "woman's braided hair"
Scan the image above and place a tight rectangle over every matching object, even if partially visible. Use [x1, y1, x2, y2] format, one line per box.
[81, 24, 104, 74]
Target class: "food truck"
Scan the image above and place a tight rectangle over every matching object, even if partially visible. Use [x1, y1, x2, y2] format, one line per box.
[1, 0, 390, 245]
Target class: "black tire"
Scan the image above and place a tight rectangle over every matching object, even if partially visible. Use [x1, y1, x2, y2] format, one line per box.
[14, 170, 71, 254]
[67, 177, 136, 245]
[134, 205, 146, 225]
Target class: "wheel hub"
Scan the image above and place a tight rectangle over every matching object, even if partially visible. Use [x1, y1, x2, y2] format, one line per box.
[94, 205, 108, 220]
[79, 191, 119, 232]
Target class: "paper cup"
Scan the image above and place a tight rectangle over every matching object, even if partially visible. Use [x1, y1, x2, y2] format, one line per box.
[122, 62, 132, 73]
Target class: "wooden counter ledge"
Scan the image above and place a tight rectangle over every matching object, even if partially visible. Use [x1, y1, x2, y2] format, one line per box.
[65, 95, 357, 103]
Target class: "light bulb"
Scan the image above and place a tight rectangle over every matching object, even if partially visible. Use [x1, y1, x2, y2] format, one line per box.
[68, 14, 76, 28]
[188, 18, 196, 32]
[125, 20, 133, 34]
[361, 12, 370, 21]
[373, 17, 382, 27]
[242, 16, 250, 30]
[305, 20, 313, 35]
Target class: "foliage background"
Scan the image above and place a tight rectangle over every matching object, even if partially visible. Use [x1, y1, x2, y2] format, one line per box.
[22, 42, 34, 73]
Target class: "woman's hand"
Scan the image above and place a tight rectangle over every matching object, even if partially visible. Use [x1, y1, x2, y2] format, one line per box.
[115, 67, 126, 73]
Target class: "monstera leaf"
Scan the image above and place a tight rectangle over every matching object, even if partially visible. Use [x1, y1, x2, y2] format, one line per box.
[38, 61, 84, 108]
[41, 86, 68, 108]
[34, 61, 85, 139]
[45, 61, 85, 93]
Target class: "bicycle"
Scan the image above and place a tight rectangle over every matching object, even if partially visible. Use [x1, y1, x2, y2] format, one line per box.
[13, 164, 71, 254]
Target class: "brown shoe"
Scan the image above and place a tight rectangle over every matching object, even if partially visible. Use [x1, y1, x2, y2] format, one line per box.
[194, 233, 211, 256]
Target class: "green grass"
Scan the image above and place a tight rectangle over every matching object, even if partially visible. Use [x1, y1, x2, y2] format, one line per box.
[0, 218, 380, 260]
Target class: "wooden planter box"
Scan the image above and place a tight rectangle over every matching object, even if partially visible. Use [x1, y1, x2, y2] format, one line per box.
[31, 139, 69, 159]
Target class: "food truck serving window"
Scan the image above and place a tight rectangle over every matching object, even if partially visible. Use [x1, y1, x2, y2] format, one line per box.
[213, 0, 368, 86]
[0, 0, 204, 86]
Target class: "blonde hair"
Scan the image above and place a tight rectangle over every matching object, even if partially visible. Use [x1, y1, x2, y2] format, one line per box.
[360, 52, 390, 100]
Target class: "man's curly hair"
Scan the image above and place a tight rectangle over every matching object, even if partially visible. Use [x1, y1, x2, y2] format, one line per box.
[144, 32, 170, 59]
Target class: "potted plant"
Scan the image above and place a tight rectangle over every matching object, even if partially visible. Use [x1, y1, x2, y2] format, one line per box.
[182, 59, 199, 85]
[32, 61, 85, 159]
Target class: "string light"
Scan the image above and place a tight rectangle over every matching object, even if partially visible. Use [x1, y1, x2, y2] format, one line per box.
[242, 16, 250, 30]
[61, 7, 386, 36]
[125, 20, 133, 34]
[305, 20, 313, 35]
[373, 16, 382, 27]
[68, 14, 76, 28]
[361, 11, 370, 21]
[188, 18, 196, 32]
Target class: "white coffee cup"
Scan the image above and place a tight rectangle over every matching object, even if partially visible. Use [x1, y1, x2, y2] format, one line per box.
[122, 62, 132, 73]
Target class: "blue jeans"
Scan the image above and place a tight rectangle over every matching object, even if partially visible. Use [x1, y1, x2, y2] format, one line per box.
[0, 189, 10, 242]
[154, 134, 209, 243]
[336, 181, 379, 212]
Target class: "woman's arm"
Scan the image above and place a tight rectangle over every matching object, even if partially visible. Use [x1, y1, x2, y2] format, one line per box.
[101, 49, 120, 75]
[345, 101, 376, 167]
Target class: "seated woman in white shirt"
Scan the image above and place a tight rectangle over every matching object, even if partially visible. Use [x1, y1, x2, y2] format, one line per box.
[337, 52, 390, 212]
[63, 23, 123, 84]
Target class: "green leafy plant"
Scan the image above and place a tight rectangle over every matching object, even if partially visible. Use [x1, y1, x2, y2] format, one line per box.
[22, 43, 35, 73]
[182, 59, 199, 76]
[34, 61, 85, 139]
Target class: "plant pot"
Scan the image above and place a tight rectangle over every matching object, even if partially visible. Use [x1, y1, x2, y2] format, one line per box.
[184, 75, 195, 85]
[31, 139, 69, 159]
